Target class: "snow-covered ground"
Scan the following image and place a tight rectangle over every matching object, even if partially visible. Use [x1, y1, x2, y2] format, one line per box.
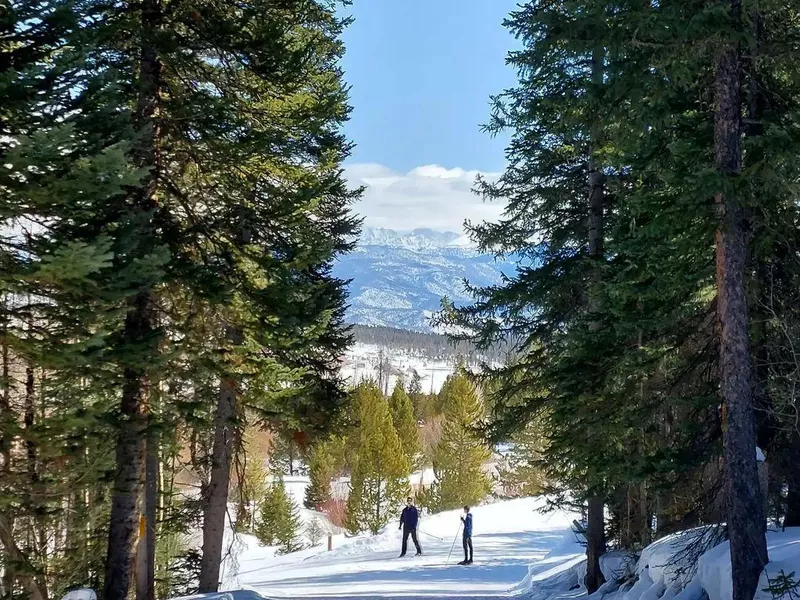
[145, 489, 800, 600]
[171, 502, 800, 600]
[217, 497, 583, 599]
[340, 343, 463, 394]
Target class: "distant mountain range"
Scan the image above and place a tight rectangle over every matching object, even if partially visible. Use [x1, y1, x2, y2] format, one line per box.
[332, 227, 514, 332]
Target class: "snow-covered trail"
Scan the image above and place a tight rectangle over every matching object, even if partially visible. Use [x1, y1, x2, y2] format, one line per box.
[220, 498, 583, 599]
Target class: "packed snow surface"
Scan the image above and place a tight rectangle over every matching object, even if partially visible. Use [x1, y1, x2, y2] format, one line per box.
[168, 497, 800, 600]
[218, 497, 583, 599]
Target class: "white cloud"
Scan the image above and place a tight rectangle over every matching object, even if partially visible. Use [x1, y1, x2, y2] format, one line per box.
[345, 163, 505, 233]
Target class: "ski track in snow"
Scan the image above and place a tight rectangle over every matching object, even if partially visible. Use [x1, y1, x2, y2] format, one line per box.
[217, 497, 583, 600]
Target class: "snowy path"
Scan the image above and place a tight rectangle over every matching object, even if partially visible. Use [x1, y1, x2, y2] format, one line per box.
[220, 498, 583, 599]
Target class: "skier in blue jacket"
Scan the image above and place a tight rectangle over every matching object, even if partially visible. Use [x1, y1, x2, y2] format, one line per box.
[458, 506, 473, 565]
[398, 497, 422, 557]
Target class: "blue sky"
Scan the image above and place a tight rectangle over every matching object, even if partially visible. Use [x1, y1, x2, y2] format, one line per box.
[338, 1, 519, 232]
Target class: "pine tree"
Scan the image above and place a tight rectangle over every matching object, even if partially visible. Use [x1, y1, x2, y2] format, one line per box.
[305, 518, 325, 547]
[389, 382, 421, 470]
[3, 0, 360, 596]
[437, 0, 800, 594]
[345, 382, 410, 535]
[269, 430, 303, 477]
[277, 499, 305, 555]
[255, 477, 303, 554]
[501, 419, 547, 498]
[304, 442, 338, 510]
[712, 0, 769, 593]
[432, 373, 491, 510]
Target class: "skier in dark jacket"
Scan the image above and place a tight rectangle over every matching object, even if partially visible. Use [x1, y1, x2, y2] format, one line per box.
[458, 506, 473, 565]
[398, 497, 422, 557]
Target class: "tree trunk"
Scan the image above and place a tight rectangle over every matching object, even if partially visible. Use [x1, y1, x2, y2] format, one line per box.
[198, 325, 244, 593]
[785, 480, 800, 527]
[136, 422, 159, 600]
[584, 46, 607, 595]
[1, 323, 14, 597]
[714, 1, 769, 597]
[134, 514, 147, 600]
[586, 495, 606, 593]
[104, 291, 155, 600]
[145, 426, 158, 600]
[103, 0, 163, 595]
[289, 439, 294, 477]
[639, 481, 650, 548]
[24, 365, 36, 479]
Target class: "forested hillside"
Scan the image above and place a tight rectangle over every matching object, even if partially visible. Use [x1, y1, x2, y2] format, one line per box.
[351, 325, 510, 364]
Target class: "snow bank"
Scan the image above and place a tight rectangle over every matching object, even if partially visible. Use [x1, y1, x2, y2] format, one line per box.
[521, 526, 800, 600]
[173, 592, 270, 600]
[60, 589, 97, 600]
[637, 527, 722, 588]
[695, 529, 800, 600]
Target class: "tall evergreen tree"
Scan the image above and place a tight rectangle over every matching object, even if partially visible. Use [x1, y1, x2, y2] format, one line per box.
[345, 382, 410, 535]
[712, 0, 769, 594]
[2, 0, 359, 597]
[431, 373, 491, 510]
[441, 0, 800, 595]
[304, 442, 338, 510]
[389, 382, 421, 470]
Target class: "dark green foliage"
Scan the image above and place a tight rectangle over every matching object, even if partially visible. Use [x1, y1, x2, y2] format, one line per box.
[1, 0, 359, 595]
[439, 0, 800, 584]
[764, 571, 800, 600]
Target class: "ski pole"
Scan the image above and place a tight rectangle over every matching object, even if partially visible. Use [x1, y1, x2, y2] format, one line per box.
[417, 529, 443, 541]
[445, 522, 462, 565]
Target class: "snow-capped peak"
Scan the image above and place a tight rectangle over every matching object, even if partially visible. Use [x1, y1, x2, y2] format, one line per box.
[359, 227, 464, 250]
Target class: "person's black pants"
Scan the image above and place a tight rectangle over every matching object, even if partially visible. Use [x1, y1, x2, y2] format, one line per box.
[463, 535, 473, 561]
[401, 527, 422, 555]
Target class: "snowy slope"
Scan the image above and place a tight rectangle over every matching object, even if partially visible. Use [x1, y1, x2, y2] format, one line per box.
[340, 342, 459, 394]
[168, 502, 800, 600]
[218, 497, 582, 599]
[333, 227, 514, 333]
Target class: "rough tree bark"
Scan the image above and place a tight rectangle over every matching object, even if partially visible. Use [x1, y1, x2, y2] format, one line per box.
[714, 0, 769, 597]
[198, 325, 244, 593]
[135, 422, 159, 600]
[104, 291, 155, 600]
[103, 0, 163, 596]
[584, 46, 607, 595]
[145, 425, 158, 600]
[1, 324, 16, 598]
